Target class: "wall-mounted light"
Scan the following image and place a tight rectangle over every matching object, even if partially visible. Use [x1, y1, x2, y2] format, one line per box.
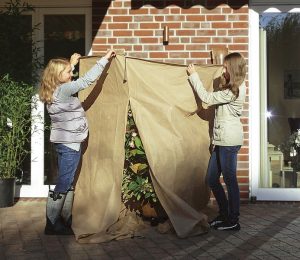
[163, 26, 169, 45]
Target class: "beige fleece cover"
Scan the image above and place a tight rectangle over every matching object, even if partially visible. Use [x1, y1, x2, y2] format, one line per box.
[73, 54, 222, 243]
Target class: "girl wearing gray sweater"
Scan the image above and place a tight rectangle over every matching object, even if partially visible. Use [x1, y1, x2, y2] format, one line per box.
[39, 49, 115, 235]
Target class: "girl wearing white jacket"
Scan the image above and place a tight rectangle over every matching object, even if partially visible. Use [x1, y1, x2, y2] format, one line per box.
[187, 52, 246, 231]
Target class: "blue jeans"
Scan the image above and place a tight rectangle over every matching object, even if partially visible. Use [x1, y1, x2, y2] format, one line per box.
[207, 145, 241, 223]
[54, 144, 81, 193]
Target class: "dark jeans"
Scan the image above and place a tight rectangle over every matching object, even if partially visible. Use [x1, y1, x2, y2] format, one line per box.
[54, 144, 81, 193]
[207, 145, 241, 223]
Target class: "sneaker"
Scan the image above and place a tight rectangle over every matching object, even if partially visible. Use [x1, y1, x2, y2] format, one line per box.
[209, 215, 227, 228]
[216, 221, 240, 231]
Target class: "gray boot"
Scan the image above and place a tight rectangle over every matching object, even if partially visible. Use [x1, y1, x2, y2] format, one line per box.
[44, 190, 74, 235]
[61, 187, 74, 227]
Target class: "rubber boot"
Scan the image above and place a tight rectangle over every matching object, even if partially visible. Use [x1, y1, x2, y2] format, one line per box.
[44, 190, 74, 235]
[61, 187, 74, 227]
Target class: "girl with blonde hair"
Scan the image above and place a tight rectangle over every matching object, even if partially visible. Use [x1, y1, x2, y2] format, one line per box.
[39, 49, 115, 235]
[187, 52, 246, 231]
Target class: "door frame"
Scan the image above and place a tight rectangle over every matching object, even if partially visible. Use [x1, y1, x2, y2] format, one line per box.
[14, 0, 92, 197]
[249, 2, 300, 200]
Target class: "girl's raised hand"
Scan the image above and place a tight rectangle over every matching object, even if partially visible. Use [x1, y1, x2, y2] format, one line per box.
[70, 53, 81, 67]
[104, 49, 116, 60]
[187, 64, 196, 76]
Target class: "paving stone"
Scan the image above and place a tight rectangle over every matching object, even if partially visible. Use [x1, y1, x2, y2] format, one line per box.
[2, 201, 300, 259]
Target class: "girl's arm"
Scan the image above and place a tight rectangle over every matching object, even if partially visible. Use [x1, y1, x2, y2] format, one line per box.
[61, 58, 109, 96]
[59, 49, 115, 97]
[187, 64, 234, 106]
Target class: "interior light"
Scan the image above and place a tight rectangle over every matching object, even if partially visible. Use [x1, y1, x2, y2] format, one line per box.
[266, 111, 272, 118]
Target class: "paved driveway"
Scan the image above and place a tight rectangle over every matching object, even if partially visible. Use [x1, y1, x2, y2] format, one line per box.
[1, 200, 300, 259]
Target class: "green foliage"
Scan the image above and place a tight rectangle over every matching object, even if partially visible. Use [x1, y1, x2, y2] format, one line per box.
[264, 13, 300, 51]
[0, 75, 38, 178]
[122, 104, 158, 209]
[0, 0, 42, 84]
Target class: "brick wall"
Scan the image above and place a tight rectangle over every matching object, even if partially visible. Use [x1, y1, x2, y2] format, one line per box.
[92, 0, 249, 201]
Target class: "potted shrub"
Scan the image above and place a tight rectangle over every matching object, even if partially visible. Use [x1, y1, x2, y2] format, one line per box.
[0, 76, 37, 207]
[122, 104, 168, 224]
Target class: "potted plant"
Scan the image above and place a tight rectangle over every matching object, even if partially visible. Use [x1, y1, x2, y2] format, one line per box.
[0, 76, 37, 207]
[122, 104, 169, 225]
[122, 104, 158, 215]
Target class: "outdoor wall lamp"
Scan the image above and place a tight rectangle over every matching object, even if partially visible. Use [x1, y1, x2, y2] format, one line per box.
[163, 26, 169, 45]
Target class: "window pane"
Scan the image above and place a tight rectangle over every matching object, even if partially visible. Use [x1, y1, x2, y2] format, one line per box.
[44, 15, 85, 64]
[260, 13, 300, 188]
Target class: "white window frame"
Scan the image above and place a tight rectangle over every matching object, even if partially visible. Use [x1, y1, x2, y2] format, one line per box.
[249, 1, 300, 200]
[7, 0, 93, 197]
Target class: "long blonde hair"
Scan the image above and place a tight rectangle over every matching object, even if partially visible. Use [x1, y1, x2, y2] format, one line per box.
[39, 58, 70, 104]
[220, 52, 246, 99]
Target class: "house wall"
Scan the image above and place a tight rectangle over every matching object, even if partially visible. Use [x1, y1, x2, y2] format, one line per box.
[91, 0, 250, 201]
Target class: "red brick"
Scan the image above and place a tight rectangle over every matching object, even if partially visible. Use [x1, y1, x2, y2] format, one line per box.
[92, 38, 106, 44]
[164, 45, 185, 51]
[134, 45, 143, 51]
[127, 52, 148, 59]
[186, 45, 207, 51]
[190, 52, 210, 58]
[228, 29, 248, 36]
[113, 16, 132, 22]
[232, 7, 249, 14]
[212, 37, 232, 43]
[169, 52, 189, 58]
[134, 16, 153, 22]
[197, 30, 216, 36]
[170, 8, 180, 14]
[212, 22, 232, 29]
[191, 37, 211, 43]
[238, 155, 249, 161]
[165, 16, 185, 22]
[154, 16, 164, 22]
[108, 9, 128, 15]
[217, 30, 228, 36]
[129, 8, 149, 15]
[228, 14, 248, 21]
[108, 23, 128, 30]
[182, 22, 201, 29]
[233, 37, 248, 43]
[140, 23, 160, 29]
[181, 8, 201, 14]
[186, 15, 205, 22]
[150, 9, 169, 15]
[107, 38, 117, 44]
[134, 30, 154, 37]
[176, 30, 196, 36]
[113, 31, 132, 37]
[206, 15, 226, 21]
[233, 22, 248, 28]
[112, 1, 122, 8]
[228, 44, 248, 51]
[150, 52, 168, 59]
[140, 38, 159, 44]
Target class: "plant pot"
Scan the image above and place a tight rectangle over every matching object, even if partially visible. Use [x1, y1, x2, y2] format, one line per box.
[142, 203, 157, 218]
[0, 177, 16, 208]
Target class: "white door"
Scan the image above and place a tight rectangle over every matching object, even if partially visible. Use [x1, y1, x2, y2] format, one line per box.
[14, 0, 92, 197]
[249, 2, 300, 200]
